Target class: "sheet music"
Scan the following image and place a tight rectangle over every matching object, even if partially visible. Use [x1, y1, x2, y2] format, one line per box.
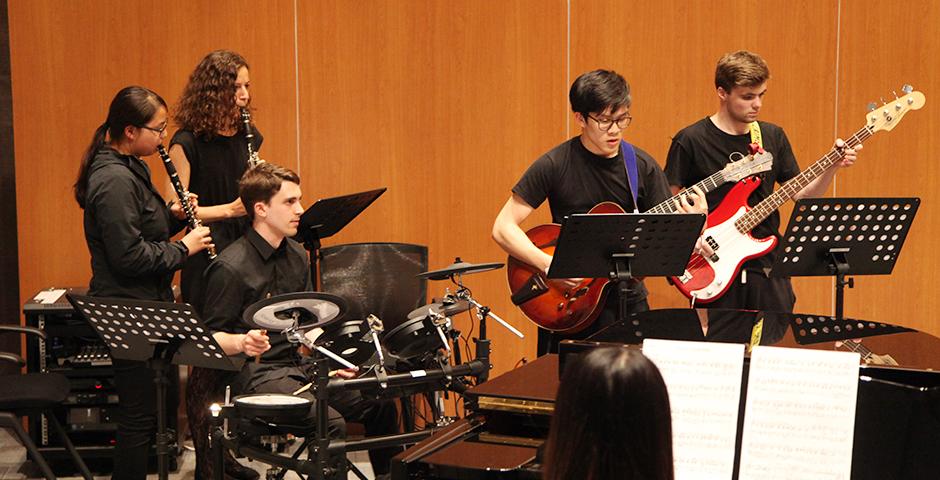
[33, 288, 66, 304]
[738, 346, 860, 480]
[642, 339, 745, 480]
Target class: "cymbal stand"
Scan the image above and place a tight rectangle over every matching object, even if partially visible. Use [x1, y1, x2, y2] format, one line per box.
[366, 314, 389, 389]
[448, 272, 524, 384]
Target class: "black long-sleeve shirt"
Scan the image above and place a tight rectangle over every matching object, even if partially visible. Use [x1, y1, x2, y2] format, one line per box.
[83, 148, 187, 301]
[200, 228, 311, 362]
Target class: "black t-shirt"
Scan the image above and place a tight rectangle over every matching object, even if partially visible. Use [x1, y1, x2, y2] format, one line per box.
[513, 136, 671, 222]
[664, 118, 801, 271]
[512, 136, 672, 303]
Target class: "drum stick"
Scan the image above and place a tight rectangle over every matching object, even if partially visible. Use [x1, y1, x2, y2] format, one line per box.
[254, 329, 267, 364]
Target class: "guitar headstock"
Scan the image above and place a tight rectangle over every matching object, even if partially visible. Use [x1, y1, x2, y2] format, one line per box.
[867, 86, 925, 133]
[721, 151, 774, 182]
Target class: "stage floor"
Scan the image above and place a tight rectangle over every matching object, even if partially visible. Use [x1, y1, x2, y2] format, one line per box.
[0, 429, 375, 479]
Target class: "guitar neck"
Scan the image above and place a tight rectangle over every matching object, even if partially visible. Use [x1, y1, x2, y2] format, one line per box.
[647, 169, 729, 214]
[735, 126, 873, 232]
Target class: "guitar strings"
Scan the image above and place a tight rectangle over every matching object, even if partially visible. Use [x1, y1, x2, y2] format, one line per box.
[678, 127, 871, 300]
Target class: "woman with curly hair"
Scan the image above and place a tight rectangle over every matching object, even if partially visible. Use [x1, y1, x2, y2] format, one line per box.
[169, 50, 263, 480]
[167, 49, 262, 306]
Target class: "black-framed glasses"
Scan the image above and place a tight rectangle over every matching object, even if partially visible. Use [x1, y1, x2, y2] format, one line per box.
[139, 123, 168, 135]
[587, 113, 632, 132]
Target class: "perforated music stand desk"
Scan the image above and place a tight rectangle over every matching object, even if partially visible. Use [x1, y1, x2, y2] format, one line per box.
[548, 212, 705, 323]
[297, 187, 387, 289]
[66, 294, 238, 480]
[772, 197, 919, 321]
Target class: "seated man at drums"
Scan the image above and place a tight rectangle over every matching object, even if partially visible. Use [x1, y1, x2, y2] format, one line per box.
[200, 162, 400, 476]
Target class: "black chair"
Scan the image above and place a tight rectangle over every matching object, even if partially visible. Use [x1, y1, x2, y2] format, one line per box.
[0, 325, 92, 480]
[318, 242, 429, 331]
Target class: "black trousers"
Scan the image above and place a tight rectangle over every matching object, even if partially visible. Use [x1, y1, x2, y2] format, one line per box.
[111, 358, 178, 480]
[703, 270, 796, 313]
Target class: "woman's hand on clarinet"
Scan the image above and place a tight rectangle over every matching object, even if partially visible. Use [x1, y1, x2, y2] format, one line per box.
[181, 226, 213, 256]
[169, 192, 199, 221]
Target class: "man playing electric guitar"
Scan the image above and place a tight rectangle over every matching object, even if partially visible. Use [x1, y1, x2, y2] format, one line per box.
[493, 69, 708, 355]
[664, 50, 860, 312]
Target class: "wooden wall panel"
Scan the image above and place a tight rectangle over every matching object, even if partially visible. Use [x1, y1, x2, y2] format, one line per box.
[836, 0, 940, 336]
[294, 1, 567, 375]
[9, 0, 297, 317]
[9, 0, 940, 377]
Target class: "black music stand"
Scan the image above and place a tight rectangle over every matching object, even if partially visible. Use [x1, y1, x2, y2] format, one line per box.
[772, 197, 919, 321]
[297, 188, 387, 289]
[66, 294, 239, 480]
[548, 212, 705, 323]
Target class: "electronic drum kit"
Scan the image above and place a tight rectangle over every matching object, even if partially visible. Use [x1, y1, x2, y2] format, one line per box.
[212, 258, 522, 480]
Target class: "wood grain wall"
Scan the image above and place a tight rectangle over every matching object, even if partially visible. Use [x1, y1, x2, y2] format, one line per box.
[9, 0, 939, 378]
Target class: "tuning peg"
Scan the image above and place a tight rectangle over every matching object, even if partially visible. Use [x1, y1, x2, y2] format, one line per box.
[867, 102, 877, 112]
[902, 84, 914, 94]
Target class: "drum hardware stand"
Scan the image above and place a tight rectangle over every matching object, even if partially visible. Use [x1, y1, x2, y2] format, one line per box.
[283, 311, 359, 371]
[209, 350, 486, 479]
[366, 314, 389, 389]
[449, 278, 523, 385]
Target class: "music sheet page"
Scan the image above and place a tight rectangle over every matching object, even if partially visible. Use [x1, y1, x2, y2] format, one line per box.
[642, 339, 745, 480]
[738, 346, 860, 480]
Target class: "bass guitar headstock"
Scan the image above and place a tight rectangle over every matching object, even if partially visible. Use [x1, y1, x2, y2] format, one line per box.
[867, 85, 925, 133]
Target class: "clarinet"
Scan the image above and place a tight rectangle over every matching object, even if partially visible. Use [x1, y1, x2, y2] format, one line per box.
[240, 107, 263, 168]
[157, 145, 216, 259]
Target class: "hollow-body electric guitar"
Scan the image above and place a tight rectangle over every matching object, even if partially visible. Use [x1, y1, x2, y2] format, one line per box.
[506, 151, 773, 333]
[671, 87, 926, 303]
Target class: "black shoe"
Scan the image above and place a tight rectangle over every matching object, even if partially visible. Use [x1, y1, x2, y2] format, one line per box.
[225, 459, 260, 480]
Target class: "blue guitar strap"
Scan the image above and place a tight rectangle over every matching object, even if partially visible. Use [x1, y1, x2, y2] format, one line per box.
[621, 140, 639, 213]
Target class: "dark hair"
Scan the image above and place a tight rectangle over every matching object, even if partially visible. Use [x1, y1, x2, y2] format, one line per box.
[239, 162, 301, 220]
[715, 50, 770, 92]
[543, 347, 673, 480]
[74, 86, 167, 209]
[569, 69, 632, 116]
[174, 50, 249, 139]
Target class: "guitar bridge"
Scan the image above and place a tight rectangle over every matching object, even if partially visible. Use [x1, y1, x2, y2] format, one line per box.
[510, 274, 549, 305]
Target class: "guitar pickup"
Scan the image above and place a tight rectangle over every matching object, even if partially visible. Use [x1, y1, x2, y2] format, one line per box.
[511, 274, 549, 305]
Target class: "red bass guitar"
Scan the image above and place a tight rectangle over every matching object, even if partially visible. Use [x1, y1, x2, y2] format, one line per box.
[671, 88, 925, 303]
[506, 151, 773, 333]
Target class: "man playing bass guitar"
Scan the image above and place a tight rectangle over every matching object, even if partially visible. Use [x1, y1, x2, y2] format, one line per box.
[664, 50, 860, 312]
[493, 70, 708, 355]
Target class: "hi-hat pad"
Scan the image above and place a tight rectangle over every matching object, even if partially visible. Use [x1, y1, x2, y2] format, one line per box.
[243, 292, 348, 331]
[417, 260, 504, 280]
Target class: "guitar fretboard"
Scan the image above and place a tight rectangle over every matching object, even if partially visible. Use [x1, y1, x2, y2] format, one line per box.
[647, 170, 728, 214]
[734, 126, 874, 233]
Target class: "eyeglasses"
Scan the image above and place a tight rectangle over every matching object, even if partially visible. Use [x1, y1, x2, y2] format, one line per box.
[139, 123, 168, 135]
[587, 114, 633, 132]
